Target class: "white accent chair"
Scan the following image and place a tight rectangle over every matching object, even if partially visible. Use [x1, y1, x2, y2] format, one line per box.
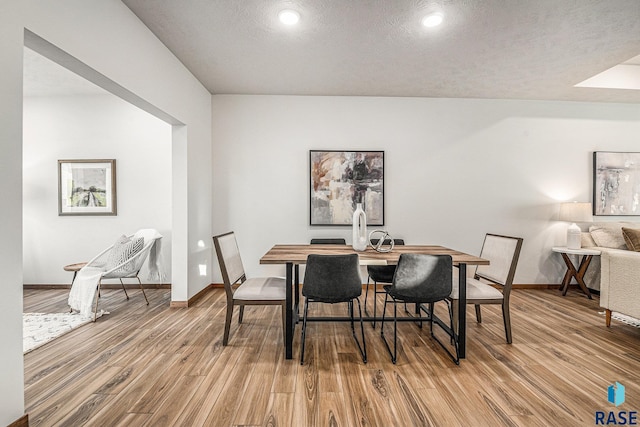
[449, 233, 523, 344]
[213, 232, 286, 346]
[83, 229, 163, 321]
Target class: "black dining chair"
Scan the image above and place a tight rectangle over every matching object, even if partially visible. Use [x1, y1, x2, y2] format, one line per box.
[310, 238, 346, 245]
[365, 238, 404, 328]
[380, 253, 458, 364]
[300, 254, 367, 365]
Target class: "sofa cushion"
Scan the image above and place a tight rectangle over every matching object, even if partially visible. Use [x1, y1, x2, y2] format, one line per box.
[589, 225, 627, 249]
[622, 227, 640, 252]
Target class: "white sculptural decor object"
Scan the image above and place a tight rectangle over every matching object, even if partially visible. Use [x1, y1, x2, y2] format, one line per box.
[352, 203, 368, 251]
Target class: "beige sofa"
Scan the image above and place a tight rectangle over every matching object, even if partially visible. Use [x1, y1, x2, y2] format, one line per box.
[581, 223, 640, 326]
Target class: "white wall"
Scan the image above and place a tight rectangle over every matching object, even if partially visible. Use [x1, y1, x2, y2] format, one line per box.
[0, 1, 212, 424]
[23, 94, 171, 284]
[211, 95, 640, 284]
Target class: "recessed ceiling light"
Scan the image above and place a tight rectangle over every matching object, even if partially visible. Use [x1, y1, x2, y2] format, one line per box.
[422, 12, 444, 28]
[279, 9, 300, 26]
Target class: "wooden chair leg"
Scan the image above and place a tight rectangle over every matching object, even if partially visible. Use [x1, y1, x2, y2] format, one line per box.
[238, 305, 244, 324]
[502, 302, 512, 344]
[606, 309, 612, 327]
[223, 301, 234, 346]
[475, 304, 482, 323]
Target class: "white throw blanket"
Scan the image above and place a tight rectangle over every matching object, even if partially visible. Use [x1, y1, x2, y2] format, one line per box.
[68, 266, 103, 318]
[68, 229, 164, 318]
[134, 229, 165, 281]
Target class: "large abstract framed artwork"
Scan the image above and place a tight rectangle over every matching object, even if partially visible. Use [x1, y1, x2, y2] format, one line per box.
[593, 151, 640, 216]
[310, 150, 384, 225]
[58, 159, 117, 216]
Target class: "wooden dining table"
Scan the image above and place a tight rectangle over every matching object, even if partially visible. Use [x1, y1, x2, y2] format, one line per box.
[260, 244, 489, 360]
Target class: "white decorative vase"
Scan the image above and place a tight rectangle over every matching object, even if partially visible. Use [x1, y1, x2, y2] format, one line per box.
[352, 203, 367, 251]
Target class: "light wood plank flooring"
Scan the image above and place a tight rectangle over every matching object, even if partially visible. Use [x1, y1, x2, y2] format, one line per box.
[24, 287, 640, 426]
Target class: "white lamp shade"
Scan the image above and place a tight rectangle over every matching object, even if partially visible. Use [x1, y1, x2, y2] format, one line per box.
[559, 202, 592, 249]
[559, 202, 592, 223]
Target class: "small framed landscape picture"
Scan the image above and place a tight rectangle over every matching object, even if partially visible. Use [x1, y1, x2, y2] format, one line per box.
[58, 159, 117, 216]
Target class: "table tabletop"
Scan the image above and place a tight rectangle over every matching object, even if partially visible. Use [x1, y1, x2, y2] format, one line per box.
[552, 246, 601, 256]
[260, 244, 489, 266]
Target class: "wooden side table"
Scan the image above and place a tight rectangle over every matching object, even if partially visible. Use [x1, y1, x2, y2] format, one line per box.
[63, 262, 87, 283]
[552, 247, 601, 299]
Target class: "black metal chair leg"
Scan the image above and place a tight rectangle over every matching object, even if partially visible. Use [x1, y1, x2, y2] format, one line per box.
[300, 299, 310, 365]
[350, 298, 367, 363]
[120, 279, 129, 300]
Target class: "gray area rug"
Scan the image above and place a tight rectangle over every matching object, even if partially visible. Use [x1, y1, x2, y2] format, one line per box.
[23, 312, 94, 354]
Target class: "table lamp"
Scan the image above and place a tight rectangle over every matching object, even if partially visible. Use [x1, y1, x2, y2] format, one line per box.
[559, 202, 592, 249]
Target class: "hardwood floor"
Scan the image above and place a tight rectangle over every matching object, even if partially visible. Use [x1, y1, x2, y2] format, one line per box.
[24, 287, 640, 426]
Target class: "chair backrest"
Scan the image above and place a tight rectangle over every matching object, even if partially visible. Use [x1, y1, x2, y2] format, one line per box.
[370, 238, 405, 246]
[310, 238, 346, 244]
[390, 254, 452, 302]
[213, 232, 246, 291]
[303, 254, 361, 302]
[474, 234, 523, 292]
[367, 239, 404, 278]
[102, 230, 162, 278]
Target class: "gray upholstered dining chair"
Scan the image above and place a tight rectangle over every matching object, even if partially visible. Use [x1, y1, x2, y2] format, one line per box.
[213, 231, 286, 346]
[380, 253, 458, 364]
[448, 233, 523, 344]
[365, 238, 405, 328]
[300, 254, 367, 365]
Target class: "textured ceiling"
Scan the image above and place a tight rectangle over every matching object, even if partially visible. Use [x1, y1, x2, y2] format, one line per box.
[119, 0, 640, 103]
[22, 1, 640, 103]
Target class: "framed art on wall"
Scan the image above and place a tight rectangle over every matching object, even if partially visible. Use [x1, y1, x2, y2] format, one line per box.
[58, 159, 117, 216]
[310, 150, 384, 225]
[593, 151, 640, 216]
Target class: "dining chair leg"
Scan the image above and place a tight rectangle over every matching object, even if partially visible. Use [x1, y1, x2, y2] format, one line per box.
[451, 300, 459, 334]
[364, 276, 371, 313]
[238, 305, 244, 324]
[428, 302, 434, 334]
[392, 300, 398, 364]
[502, 302, 512, 344]
[380, 294, 399, 364]
[223, 301, 233, 346]
[281, 302, 286, 344]
[475, 304, 482, 323]
[348, 301, 355, 333]
[300, 299, 310, 365]
[365, 278, 379, 329]
[353, 298, 367, 363]
[445, 300, 460, 364]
